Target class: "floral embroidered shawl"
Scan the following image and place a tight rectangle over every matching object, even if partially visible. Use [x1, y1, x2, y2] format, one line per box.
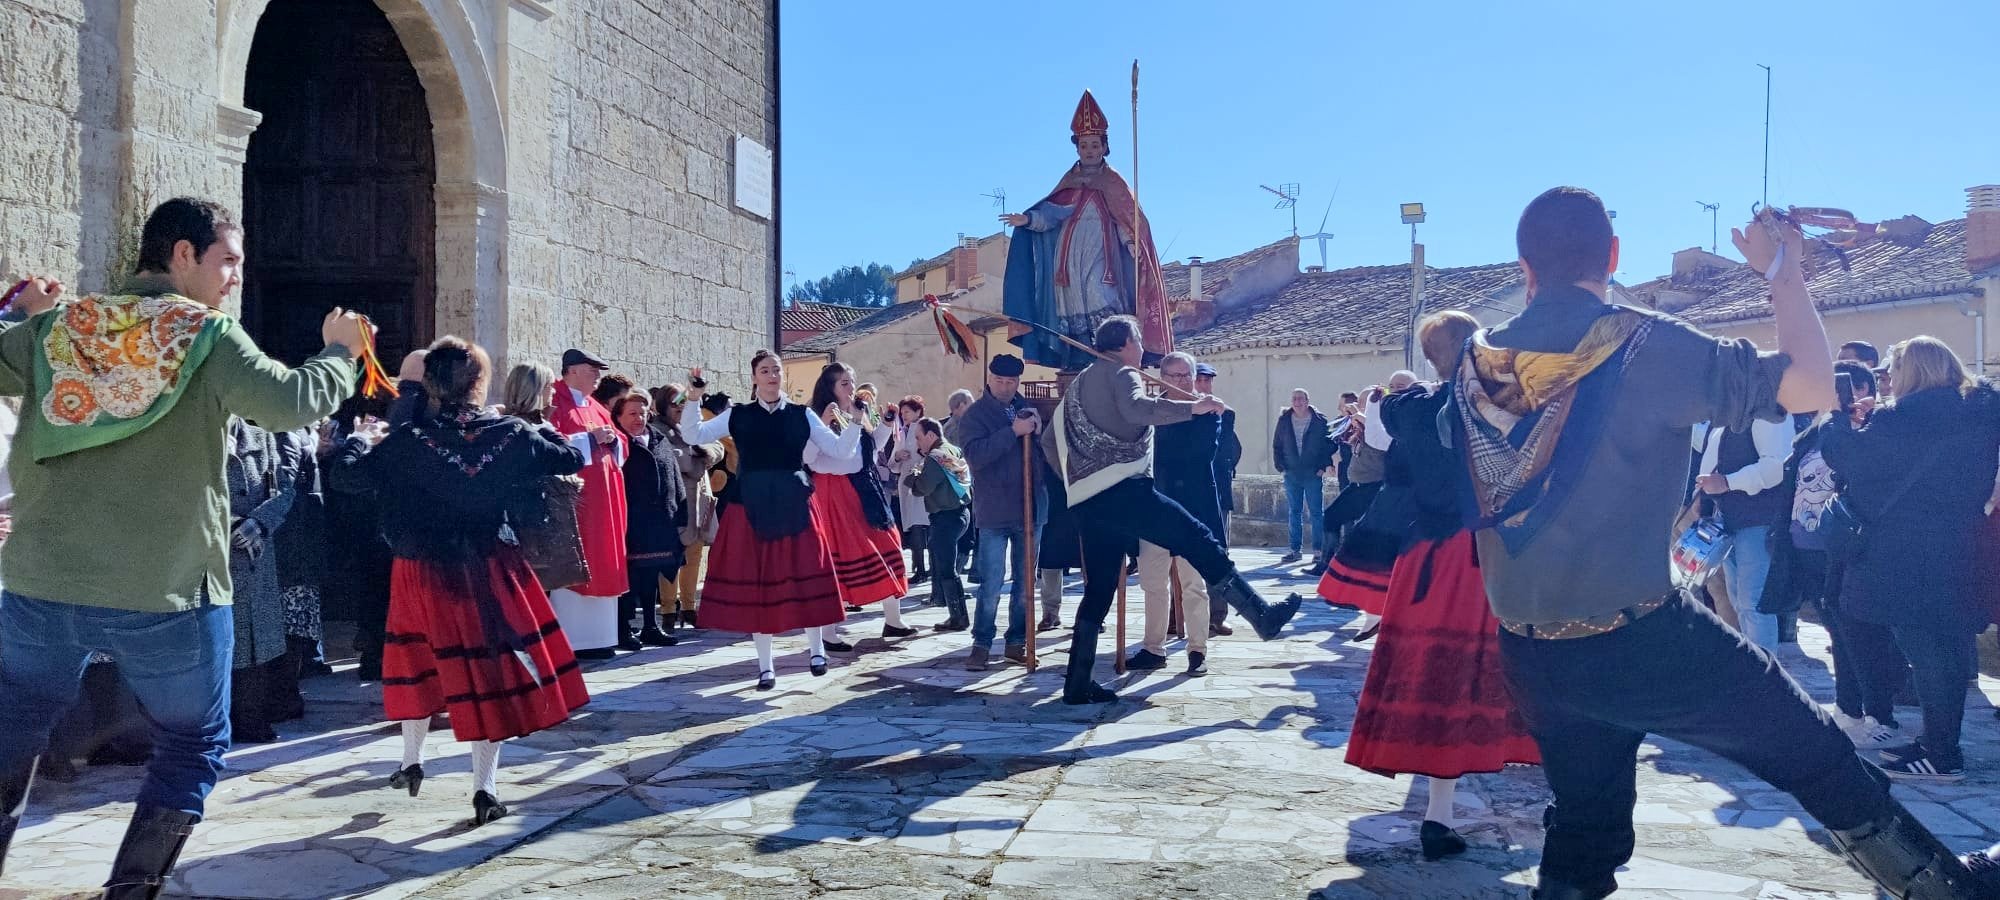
[31, 292, 230, 461]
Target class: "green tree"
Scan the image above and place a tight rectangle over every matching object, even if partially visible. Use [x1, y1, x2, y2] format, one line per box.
[785, 262, 900, 308]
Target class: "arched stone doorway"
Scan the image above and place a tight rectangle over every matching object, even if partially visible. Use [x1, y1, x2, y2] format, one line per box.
[241, 0, 437, 366]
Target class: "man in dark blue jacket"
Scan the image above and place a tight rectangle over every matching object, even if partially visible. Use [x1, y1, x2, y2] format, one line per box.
[1128, 353, 1228, 675]
[1272, 389, 1336, 563]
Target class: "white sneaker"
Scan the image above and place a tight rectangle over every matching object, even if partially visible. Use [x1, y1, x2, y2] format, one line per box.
[1851, 718, 1913, 751]
[1831, 710, 1868, 739]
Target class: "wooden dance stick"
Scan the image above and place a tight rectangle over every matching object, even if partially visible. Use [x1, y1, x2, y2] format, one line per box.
[1113, 562, 1128, 675]
[1021, 433, 1038, 672]
[1168, 562, 1183, 638]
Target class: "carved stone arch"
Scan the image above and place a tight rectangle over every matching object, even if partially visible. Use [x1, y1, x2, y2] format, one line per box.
[217, 0, 510, 353]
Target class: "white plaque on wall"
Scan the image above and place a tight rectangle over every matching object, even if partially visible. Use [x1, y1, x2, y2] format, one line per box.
[733, 135, 773, 220]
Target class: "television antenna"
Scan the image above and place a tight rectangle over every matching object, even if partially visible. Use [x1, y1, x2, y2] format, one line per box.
[1301, 180, 1340, 269]
[1695, 201, 1720, 253]
[1261, 182, 1300, 236]
[981, 188, 1008, 211]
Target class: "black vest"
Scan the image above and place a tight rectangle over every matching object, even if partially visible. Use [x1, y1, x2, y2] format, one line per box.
[1713, 427, 1783, 533]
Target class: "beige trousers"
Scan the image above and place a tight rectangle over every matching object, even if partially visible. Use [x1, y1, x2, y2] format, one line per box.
[1139, 541, 1209, 655]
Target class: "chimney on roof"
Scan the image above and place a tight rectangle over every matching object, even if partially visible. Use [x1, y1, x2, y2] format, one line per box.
[1968, 185, 2000, 273]
[1187, 256, 1204, 303]
[951, 234, 979, 290]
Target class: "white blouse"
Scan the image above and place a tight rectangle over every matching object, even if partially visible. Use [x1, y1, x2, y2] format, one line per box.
[678, 396, 861, 465]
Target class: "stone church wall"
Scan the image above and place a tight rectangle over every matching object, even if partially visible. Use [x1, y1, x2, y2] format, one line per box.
[0, 0, 778, 391]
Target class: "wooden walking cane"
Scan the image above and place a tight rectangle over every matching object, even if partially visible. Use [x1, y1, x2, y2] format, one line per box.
[1022, 432, 1037, 671]
[1168, 562, 1184, 638]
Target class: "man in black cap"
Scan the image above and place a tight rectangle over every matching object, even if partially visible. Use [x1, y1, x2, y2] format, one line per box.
[953, 353, 1044, 670]
[1196, 362, 1243, 635]
[548, 347, 630, 660]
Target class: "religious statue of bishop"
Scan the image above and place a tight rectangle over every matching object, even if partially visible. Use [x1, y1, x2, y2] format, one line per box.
[1001, 89, 1171, 371]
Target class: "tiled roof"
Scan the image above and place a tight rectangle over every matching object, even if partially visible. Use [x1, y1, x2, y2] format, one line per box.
[780, 291, 1002, 357]
[1161, 236, 1298, 300]
[1634, 218, 1984, 325]
[895, 232, 1006, 282]
[779, 301, 872, 333]
[1177, 261, 1524, 354]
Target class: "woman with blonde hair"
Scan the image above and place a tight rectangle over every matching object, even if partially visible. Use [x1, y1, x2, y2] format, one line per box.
[1343, 310, 1540, 860]
[1821, 335, 2000, 780]
[501, 362, 558, 426]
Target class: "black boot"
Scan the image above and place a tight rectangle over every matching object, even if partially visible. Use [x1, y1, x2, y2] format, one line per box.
[1530, 878, 1616, 900]
[1062, 622, 1117, 705]
[102, 806, 199, 899]
[1963, 842, 2000, 892]
[0, 757, 36, 878]
[1829, 801, 1986, 899]
[1206, 574, 1301, 640]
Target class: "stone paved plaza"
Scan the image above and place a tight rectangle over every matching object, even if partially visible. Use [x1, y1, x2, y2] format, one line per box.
[3, 548, 1996, 900]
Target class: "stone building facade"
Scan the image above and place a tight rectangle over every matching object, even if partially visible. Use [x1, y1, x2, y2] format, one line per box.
[1, 0, 779, 387]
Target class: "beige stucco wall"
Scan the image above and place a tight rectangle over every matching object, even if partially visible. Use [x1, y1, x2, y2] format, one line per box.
[1703, 286, 1996, 377]
[1191, 344, 1410, 477]
[4, 0, 777, 391]
[894, 234, 1010, 303]
[781, 316, 1056, 413]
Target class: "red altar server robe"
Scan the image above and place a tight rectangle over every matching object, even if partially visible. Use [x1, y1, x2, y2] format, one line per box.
[551, 386, 630, 596]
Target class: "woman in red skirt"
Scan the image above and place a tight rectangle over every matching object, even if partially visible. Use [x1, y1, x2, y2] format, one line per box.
[329, 337, 590, 826]
[806, 363, 912, 640]
[679, 351, 862, 690]
[1343, 312, 1540, 861]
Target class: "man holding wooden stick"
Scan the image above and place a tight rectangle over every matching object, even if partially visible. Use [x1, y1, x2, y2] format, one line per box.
[955, 354, 1045, 671]
[1043, 317, 1301, 705]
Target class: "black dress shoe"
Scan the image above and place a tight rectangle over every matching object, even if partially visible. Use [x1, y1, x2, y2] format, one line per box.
[933, 616, 969, 633]
[680, 610, 700, 629]
[1349, 621, 1382, 643]
[882, 625, 918, 639]
[388, 764, 424, 797]
[639, 628, 678, 647]
[617, 634, 644, 652]
[575, 647, 618, 661]
[1210, 620, 1234, 636]
[823, 638, 856, 653]
[1062, 683, 1120, 705]
[1420, 820, 1467, 860]
[233, 721, 279, 744]
[356, 657, 383, 682]
[910, 571, 931, 585]
[755, 670, 777, 691]
[471, 791, 509, 826]
[810, 654, 829, 676]
[1126, 649, 1169, 670]
[1186, 652, 1208, 677]
[846, 604, 865, 612]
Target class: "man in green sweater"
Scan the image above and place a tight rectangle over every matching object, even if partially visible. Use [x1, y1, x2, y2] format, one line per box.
[0, 198, 365, 898]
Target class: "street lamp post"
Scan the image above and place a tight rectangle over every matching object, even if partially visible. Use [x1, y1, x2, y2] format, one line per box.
[1401, 203, 1426, 371]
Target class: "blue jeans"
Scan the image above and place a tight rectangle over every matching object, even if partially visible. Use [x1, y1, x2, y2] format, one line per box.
[1720, 526, 1778, 650]
[0, 592, 234, 817]
[973, 524, 1042, 649]
[1282, 470, 1323, 554]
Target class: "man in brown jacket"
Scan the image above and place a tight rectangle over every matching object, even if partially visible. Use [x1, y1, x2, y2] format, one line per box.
[1043, 316, 1300, 704]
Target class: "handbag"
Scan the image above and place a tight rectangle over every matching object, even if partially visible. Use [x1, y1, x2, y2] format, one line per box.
[512, 474, 590, 590]
[1808, 446, 1940, 557]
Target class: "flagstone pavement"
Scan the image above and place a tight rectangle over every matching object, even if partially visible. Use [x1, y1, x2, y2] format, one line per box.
[3, 547, 1997, 900]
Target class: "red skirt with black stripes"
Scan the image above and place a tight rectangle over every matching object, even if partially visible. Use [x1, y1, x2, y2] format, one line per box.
[382, 547, 589, 742]
[808, 472, 907, 606]
[699, 503, 848, 634]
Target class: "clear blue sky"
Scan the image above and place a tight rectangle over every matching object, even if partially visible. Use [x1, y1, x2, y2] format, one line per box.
[778, 0, 1997, 288]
